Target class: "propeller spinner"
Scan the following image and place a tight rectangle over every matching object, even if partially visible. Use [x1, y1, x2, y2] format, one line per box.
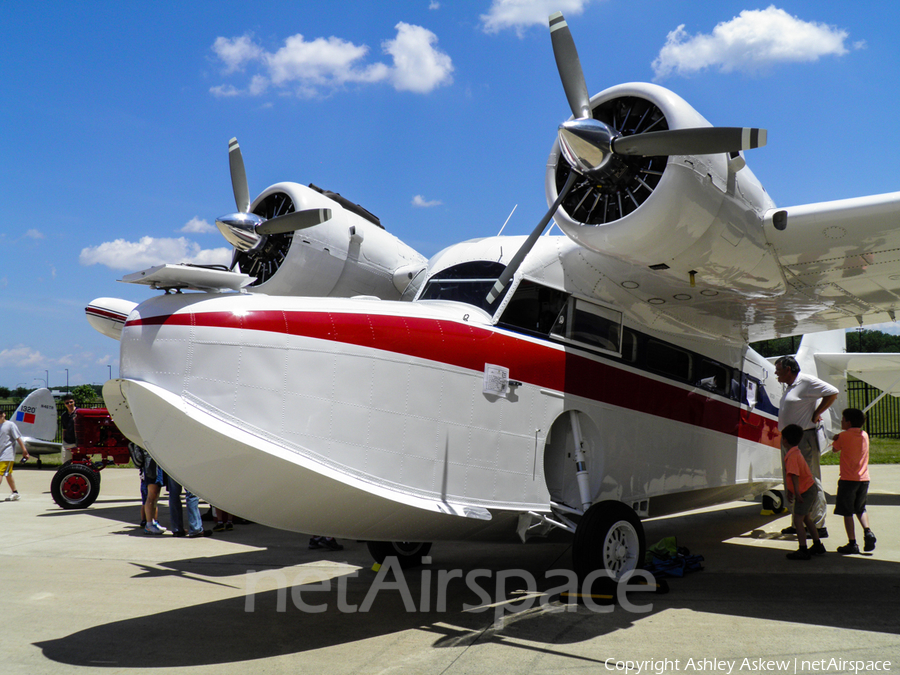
[216, 138, 332, 265]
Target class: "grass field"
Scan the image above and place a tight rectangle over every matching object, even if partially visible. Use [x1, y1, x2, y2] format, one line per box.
[821, 436, 900, 465]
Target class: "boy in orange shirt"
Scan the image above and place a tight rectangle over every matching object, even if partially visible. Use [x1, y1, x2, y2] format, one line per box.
[831, 408, 876, 554]
[782, 424, 826, 560]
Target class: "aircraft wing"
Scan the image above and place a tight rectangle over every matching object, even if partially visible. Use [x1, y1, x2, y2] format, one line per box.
[764, 191, 900, 330]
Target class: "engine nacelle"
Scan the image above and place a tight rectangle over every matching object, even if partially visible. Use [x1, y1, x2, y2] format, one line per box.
[237, 182, 427, 299]
[546, 83, 783, 296]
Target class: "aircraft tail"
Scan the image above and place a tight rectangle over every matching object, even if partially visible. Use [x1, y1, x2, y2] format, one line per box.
[11, 388, 62, 457]
[796, 330, 848, 436]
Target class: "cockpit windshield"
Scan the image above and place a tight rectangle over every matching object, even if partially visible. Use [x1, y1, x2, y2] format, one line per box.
[417, 261, 510, 315]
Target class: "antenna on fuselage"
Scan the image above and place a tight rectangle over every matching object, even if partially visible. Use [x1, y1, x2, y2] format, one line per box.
[497, 204, 518, 236]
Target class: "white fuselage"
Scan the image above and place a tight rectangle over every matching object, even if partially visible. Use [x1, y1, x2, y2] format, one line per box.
[107, 279, 785, 542]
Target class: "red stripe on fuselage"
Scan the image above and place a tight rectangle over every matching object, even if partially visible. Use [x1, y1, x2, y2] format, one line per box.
[127, 309, 780, 447]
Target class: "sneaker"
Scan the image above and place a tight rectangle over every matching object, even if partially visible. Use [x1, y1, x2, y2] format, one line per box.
[225, 521, 234, 531]
[9, 492, 20, 501]
[145, 521, 165, 535]
[322, 538, 344, 551]
[780, 526, 797, 535]
[172, 530, 187, 538]
[837, 542, 860, 555]
[154, 520, 167, 533]
[212, 522, 226, 533]
[308, 537, 323, 549]
[187, 529, 212, 538]
[786, 548, 811, 560]
[809, 542, 827, 556]
[864, 531, 877, 552]
[817, 527, 828, 539]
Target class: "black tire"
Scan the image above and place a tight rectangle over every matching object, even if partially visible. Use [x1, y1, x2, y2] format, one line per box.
[50, 463, 101, 509]
[762, 490, 786, 514]
[366, 541, 433, 569]
[572, 501, 645, 583]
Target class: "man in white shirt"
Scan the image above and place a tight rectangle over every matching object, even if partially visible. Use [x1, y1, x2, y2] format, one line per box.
[774, 356, 838, 537]
[0, 410, 30, 501]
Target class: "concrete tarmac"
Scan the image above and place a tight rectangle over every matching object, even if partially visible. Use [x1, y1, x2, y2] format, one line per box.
[1, 464, 898, 675]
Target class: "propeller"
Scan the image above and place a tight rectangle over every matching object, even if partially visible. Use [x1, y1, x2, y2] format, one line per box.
[549, 11, 766, 179]
[216, 137, 332, 263]
[486, 12, 768, 304]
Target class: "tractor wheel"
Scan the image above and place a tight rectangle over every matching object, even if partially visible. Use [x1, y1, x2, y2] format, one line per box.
[51, 463, 101, 509]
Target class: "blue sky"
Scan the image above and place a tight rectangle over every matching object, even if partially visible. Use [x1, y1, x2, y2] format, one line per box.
[2, 0, 899, 390]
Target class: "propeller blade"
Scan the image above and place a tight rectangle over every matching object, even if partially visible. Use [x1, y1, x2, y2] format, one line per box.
[255, 208, 333, 235]
[549, 12, 592, 119]
[612, 127, 767, 157]
[229, 137, 250, 213]
[486, 171, 578, 304]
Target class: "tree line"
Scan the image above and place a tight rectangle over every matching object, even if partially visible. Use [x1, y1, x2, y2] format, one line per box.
[0, 383, 102, 406]
[751, 329, 900, 358]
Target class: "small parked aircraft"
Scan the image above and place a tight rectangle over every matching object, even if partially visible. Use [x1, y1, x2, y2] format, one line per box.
[88, 13, 900, 580]
[10, 388, 62, 465]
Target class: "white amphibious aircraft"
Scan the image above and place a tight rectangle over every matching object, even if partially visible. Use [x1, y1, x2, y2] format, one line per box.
[87, 13, 900, 580]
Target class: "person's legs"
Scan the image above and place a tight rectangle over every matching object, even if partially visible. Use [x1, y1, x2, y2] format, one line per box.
[185, 490, 203, 534]
[800, 430, 827, 530]
[3, 464, 18, 495]
[167, 476, 184, 533]
[844, 514, 856, 542]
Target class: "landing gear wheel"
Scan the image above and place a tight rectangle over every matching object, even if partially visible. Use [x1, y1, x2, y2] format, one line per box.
[762, 490, 786, 514]
[51, 463, 100, 509]
[366, 541, 433, 569]
[573, 501, 645, 583]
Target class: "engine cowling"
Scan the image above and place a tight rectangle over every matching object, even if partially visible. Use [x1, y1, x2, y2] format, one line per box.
[237, 182, 427, 299]
[546, 82, 783, 296]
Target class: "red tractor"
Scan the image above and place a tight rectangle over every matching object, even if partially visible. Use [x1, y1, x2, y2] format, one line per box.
[50, 408, 132, 509]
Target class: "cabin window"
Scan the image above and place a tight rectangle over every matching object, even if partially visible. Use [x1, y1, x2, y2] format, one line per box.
[418, 261, 509, 314]
[551, 298, 623, 354]
[645, 340, 692, 381]
[498, 280, 569, 335]
[620, 328, 638, 363]
[696, 360, 733, 397]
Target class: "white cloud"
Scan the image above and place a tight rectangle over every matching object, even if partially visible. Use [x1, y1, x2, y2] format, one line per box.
[384, 23, 453, 93]
[180, 217, 217, 234]
[652, 6, 854, 79]
[212, 35, 264, 74]
[79, 237, 231, 270]
[412, 194, 442, 207]
[24, 229, 45, 240]
[210, 23, 452, 98]
[429, 1, 440, 9]
[0, 346, 46, 368]
[480, 0, 592, 35]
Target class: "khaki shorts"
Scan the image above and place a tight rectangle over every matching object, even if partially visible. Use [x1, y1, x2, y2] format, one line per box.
[793, 484, 819, 517]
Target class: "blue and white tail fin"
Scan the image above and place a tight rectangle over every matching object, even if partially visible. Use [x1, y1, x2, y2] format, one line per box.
[11, 388, 62, 457]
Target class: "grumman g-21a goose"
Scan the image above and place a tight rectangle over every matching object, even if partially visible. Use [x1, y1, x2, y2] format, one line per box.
[87, 13, 900, 580]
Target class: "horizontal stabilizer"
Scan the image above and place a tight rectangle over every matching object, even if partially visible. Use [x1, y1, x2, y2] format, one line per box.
[816, 352, 900, 399]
